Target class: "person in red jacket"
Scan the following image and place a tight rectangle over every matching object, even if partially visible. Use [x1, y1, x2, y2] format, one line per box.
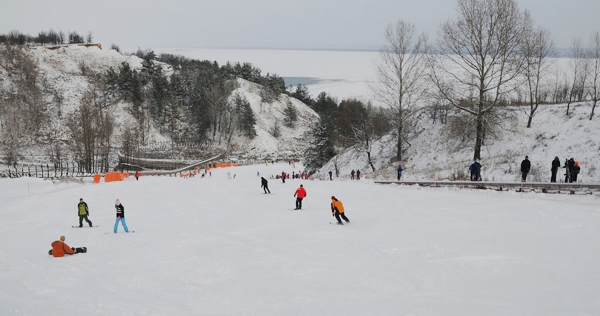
[48, 236, 86, 257]
[293, 184, 307, 210]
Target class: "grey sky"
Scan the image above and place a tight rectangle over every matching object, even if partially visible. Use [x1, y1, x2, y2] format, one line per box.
[1, 0, 598, 50]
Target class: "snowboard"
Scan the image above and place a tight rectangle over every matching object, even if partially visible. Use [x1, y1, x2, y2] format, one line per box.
[48, 247, 87, 255]
[72, 225, 99, 228]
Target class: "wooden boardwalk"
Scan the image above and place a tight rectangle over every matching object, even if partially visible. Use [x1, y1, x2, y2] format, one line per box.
[374, 180, 600, 194]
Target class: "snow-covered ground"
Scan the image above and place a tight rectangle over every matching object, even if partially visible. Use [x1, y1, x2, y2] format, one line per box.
[2, 163, 599, 315]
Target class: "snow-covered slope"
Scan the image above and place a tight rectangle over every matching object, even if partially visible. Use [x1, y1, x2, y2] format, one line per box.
[317, 103, 600, 183]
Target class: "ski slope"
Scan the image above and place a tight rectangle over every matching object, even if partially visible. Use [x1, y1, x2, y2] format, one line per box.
[1, 163, 599, 316]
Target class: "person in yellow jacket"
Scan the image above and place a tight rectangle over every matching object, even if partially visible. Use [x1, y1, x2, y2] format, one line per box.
[331, 196, 350, 225]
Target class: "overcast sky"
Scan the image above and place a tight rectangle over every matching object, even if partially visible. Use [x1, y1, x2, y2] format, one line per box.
[1, 0, 598, 51]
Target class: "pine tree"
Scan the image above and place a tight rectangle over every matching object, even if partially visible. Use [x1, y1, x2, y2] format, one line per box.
[303, 118, 336, 173]
[236, 95, 257, 139]
[283, 101, 298, 127]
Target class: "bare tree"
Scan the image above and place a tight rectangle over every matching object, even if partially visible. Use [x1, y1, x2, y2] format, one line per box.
[521, 21, 555, 128]
[429, 0, 528, 160]
[589, 32, 600, 120]
[371, 20, 429, 162]
[351, 104, 379, 172]
[566, 38, 590, 115]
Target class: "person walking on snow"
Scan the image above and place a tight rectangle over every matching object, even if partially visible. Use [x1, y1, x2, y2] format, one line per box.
[261, 177, 271, 194]
[135, 171, 140, 181]
[114, 199, 129, 233]
[329, 171, 333, 181]
[331, 196, 350, 225]
[356, 170, 361, 180]
[77, 198, 93, 227]
[550, 156, 560, 182]
[397, 164, 403, 180]
[520, 156, 531, 182]
[48, 236, 86, 257]
[294, 184, 307, 210]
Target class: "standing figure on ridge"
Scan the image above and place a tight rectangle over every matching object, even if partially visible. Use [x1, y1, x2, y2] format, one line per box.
[550, 156, 560, 182]
[520, 156, 531, 182]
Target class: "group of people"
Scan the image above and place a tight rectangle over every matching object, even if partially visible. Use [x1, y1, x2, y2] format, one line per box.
[350, 170, 361, 180]
[259, 178, 351, 225]
[468, 155, 582, 183]
[48, 198, 131, 257]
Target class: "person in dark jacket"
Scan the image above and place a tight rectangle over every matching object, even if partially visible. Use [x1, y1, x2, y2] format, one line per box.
[520, 156, 531, 182]
[469, 161, 481, 181]
[48, 236, 86, 257]
[329, 171, 333, 181]
[356, 170, 361, 180]
[550, 157, 560, 182]
[77, 198, 93, 227]
[564, 158, 575, 183]
[572, 161, 581, 182]
[261, 177, 271, 194]
[350, 170, 355, 180]
[331, 196, 350, 225]
[114, 199, 129, 233]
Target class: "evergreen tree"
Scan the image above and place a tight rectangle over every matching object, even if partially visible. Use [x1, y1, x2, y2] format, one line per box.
[283, 101, 298, 127]
[236, 95, 257, 139]
[303, 118, 336, 174]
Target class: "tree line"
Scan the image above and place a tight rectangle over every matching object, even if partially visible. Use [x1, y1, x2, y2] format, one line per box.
[0, 30, 93, 45]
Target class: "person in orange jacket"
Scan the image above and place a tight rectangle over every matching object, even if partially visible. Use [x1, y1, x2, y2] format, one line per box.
[331, 196, 350, 225]
[48, 236, 86, 257]
[293, 184, 307, 210]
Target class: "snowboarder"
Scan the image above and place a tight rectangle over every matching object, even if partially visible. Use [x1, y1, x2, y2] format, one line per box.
[135, 171, 140, 181]
[261, 177, 271, 194]
[114, 199, 129, 233]
[48, 236, 86, 257]
[331, 196, 350, 225]
[77, 198, 93, 228]
[293, 184, 307, 210]
[397, 164, 403, 181]
[520, 156, 531, 182]
[329, 171, 333, 181]
[550, 156, 560, 182]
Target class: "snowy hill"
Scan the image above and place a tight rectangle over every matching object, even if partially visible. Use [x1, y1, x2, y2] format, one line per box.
[0, 44, 318, 164]
[317, 102, 600, 183]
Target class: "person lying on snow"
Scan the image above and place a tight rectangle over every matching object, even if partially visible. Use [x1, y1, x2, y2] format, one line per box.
[48, 236, 86, 257]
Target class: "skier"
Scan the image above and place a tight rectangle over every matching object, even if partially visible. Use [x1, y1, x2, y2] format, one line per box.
[114, 199, 129, 233]
[293, 184, 307, 210]
[77, 198, 93, 227]
[329, 171, 333, 181]
[397, 164, 403, 180]
[520, 156, 531, 182]
[135, 171, 140, 181]
[261, 177, 271, 194]
[331, 196, 350, 225]
[550, 156, 560, 182]
[48, 236, 86, 257]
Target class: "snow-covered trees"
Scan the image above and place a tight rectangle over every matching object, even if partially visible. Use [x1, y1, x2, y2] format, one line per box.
[303, 118, 336, 174]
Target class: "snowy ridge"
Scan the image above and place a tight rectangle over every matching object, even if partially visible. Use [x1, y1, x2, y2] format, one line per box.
[317, 103, 600, 183]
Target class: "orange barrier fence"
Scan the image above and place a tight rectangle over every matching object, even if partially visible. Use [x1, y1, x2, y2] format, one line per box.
[93, 174, 101, 183]
[213, 163, 239, 168]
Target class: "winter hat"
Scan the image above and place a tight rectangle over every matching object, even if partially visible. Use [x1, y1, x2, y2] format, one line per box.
[331, 196, 336, 200]
[115, 199, 120, 205]
[60, 236, 65, 241]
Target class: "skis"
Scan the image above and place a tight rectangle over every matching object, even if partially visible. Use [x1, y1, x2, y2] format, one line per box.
[105, 230, 135, 234]
[72, 225, 99, 228]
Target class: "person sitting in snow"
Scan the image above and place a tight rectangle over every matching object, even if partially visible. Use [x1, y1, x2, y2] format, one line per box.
[48, 236, 86, 257]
